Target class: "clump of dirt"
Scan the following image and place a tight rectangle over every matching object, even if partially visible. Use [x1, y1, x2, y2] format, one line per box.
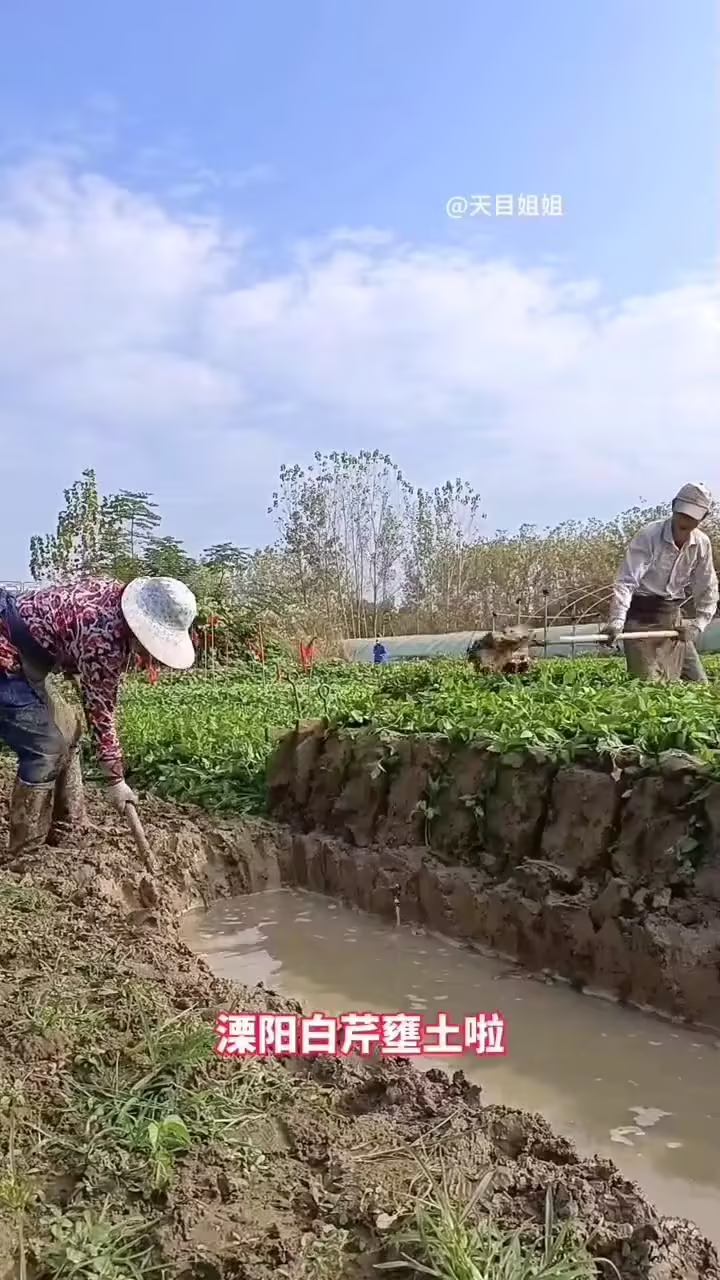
[0, 770, 717, 1278]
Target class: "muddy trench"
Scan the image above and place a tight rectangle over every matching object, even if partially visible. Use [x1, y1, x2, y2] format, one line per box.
[265, 722, 720, 1030]
[1, 766, 719, 1278]
[186, 885, 720, 1248]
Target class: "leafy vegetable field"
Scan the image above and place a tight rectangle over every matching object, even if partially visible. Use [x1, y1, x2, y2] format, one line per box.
[113, 655, 720, 814]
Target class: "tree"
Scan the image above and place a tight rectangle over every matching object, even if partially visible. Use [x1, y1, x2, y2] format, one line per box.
[97, 490, 161, 582]
[270, 450, 411, 637]
[142, 536, 197, 580]
[107, 490, 160, 553]
[270, 461, 337, 617]
[188, 543, 251, 619]
[30, 473, 205, 590]
[402, 480, 485, 631]
[201, 543, 249, 589]
[29, 469, 115, 582]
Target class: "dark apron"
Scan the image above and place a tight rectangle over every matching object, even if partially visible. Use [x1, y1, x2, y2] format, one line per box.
[623, 592, 683, 681]
[626, 593, 682, 627]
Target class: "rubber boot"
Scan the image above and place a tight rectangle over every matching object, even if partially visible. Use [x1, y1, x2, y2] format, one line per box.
[7, 776, 54, 860]
[48, 748, 86, 846]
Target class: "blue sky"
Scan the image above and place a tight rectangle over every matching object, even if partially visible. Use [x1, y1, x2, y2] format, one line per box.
[0, 1, 716, 577]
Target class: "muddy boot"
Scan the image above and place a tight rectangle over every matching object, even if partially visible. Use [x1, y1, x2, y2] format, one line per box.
[48, 748, 86, 846]
[7, 776, 54, 861]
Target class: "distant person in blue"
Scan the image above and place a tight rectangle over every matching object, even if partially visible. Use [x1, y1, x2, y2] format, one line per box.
[373, 638, 389, 665]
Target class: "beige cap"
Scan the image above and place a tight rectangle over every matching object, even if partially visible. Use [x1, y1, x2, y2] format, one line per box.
[672, 482, 713, 522]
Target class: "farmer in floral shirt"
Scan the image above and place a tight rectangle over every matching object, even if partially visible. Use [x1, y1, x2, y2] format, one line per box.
[0, 577, 197, 859]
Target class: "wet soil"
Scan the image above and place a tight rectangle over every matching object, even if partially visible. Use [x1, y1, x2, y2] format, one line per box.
[0, 770, 718, 1278]
[187, 888, 720, 1245]
[265, 724, 720, 1029]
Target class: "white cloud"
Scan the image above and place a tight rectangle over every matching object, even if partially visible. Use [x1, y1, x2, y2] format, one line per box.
[0, 156, 717, 576]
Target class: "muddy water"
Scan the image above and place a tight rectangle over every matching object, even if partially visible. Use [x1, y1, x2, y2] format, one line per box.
[185, 888, 720, 1243]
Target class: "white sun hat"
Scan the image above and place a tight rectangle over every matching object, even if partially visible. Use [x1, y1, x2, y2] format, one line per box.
[121, 577, 197, 670]
[672, 482, 713, 522]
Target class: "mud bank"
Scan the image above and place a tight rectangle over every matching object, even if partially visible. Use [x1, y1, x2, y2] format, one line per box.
[265, 723, 720, 1030]
[0, 774, 718, 1279]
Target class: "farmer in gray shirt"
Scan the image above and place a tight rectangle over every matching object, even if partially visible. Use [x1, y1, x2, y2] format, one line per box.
[602, 483, 718, 682]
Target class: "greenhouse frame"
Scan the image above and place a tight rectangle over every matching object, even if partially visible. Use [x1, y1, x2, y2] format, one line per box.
[341, 620, 720, 664]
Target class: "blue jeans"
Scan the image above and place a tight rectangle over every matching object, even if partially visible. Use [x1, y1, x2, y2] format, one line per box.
[0, 672, 69, 786]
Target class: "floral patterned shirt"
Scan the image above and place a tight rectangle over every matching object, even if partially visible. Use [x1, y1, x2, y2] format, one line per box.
[0, 579, 132, 782]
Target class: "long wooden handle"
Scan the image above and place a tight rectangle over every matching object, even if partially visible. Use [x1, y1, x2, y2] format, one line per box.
[554, 631, 680, 643]
[125, 803, 156, 869]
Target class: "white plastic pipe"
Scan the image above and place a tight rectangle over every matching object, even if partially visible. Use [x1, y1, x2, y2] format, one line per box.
[554, 631, 680, 643]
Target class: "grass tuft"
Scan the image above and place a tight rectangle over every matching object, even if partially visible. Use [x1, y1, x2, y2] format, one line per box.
[378, 1160, 604, 1280]
[35, 1201, 162, 1279]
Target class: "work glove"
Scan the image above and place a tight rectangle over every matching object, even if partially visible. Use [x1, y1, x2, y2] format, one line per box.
[600, 621, 623, 644]
[676, 619, 699, 644]
[107, 780, 139, 814]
